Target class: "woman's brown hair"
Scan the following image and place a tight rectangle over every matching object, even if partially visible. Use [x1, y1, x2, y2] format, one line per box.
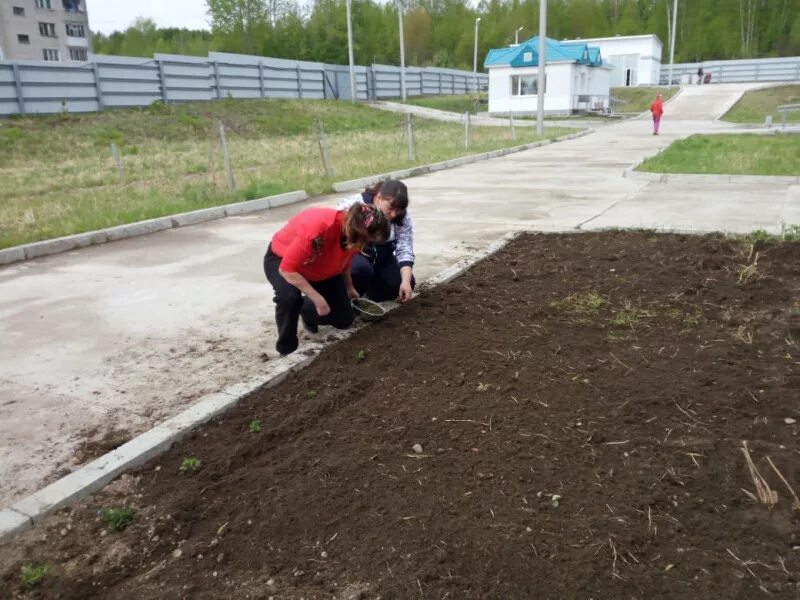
[365, 179, 409, 225]
[343, 203, 389, 251]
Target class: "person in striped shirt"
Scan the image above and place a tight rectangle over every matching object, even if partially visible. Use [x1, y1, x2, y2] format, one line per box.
[337, 179, 416, 303]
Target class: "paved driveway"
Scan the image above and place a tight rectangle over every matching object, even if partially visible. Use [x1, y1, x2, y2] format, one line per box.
[1, 82, 795, 507]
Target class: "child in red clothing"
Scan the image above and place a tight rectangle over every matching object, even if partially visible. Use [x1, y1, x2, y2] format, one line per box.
[650, 94, 664, 135]
[264, 203, 389, 356]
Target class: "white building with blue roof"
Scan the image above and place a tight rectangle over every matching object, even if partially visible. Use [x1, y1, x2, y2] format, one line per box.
[484, 36, 614, 116]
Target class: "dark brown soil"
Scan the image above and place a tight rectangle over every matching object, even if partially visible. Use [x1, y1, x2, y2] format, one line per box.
[3, 232, 800, 600]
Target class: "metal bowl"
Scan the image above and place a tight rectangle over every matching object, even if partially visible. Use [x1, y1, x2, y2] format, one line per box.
[351, 297, 386, 322]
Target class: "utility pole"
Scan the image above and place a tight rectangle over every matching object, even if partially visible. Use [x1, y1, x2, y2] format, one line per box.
[473, 17, 481, 94]
[515, 26, 524, 45]
[668, 0, 678, 86]
[346, 0, 356, 102]
[398, 0, 407, 101]
[536, 0, 546, 136]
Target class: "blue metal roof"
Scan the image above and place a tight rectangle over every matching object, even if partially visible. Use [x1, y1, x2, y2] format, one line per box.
[484, 36, 603, 68]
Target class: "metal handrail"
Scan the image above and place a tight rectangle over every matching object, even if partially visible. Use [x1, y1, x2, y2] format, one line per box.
[777, 103, 800, 128]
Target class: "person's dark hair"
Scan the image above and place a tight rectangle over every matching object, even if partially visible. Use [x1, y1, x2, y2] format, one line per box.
[365, 179, 409, 225]
[343, 203, 389, 251]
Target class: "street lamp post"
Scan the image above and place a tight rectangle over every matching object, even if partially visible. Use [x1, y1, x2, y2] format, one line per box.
[536, 0, 546, 136]
[398, 0, 407, 101]
[345, 0, 356, 103]
[515, 26, 524, 45]
[668, 0, 678, 86]
[473, 17, 481, 94]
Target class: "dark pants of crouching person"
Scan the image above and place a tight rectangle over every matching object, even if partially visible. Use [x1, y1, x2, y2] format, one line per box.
[264, 246, 354, 355]
[350, 244, 415, 302]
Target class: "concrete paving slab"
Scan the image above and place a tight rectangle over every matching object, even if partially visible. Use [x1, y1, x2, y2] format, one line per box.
[1, 82, 794, 511]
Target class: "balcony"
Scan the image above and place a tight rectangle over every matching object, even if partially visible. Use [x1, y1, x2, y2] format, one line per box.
[62, 0, 85, 13]
[66, 36, 88, 47]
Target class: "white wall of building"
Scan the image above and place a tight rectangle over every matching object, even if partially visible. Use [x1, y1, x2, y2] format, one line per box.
[488, 61, 612, 115]
[487, 62, 576, 115]
[562, 35, 662, 86]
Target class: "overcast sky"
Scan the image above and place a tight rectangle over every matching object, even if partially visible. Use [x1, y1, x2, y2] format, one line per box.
[87, 0, 211, 35]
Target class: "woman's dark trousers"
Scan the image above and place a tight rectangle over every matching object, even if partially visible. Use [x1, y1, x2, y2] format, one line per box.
[264, 248, 354, 355]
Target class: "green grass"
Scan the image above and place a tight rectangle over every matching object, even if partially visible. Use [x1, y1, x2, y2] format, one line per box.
[0, 98, 569, 249]
[637, 134, 800, 176]
[101, 507, 135, 531]
[179, 457, 201, 473]
[20, 564, 47, 588]
[549, 291, 608, 314]
[721, 84, 800, 124]
[403, 94, 487, 115]
[610, 86, 679, 113]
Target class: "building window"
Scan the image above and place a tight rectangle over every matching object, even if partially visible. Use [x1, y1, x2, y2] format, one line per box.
[13, 6, 25, 15]
[39, 22, 57, 37]
[523, 52, 533, 62]
[65, 23, 86, 37]
[42, 48, 60, 61]
[69, 47, 87, 60]
[511, 74, 546, 96]
[18, 34, 30, 44]
[35, 0, 52, 8]
[63, 0, 82, 12]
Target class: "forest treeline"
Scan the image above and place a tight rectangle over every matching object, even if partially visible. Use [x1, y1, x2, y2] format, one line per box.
[92, 0, 800, 69]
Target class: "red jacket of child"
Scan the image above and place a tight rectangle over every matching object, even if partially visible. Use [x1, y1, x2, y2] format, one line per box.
[270, 208, 355, 281]
[650, 98, 663, 117]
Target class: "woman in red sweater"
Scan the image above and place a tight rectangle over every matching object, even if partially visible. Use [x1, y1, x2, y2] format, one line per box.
[264, 203, 389, 356]
[650, 93, 663, 135]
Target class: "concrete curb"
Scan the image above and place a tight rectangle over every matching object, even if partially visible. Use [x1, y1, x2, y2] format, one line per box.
[332, 129, 594, 193]
[623, 167, 800, 185]
[0, 229, 527, 543]
[0, 190, 308, 267]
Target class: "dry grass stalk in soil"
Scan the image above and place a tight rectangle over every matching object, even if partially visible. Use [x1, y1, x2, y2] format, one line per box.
[740, 441, 800, 509]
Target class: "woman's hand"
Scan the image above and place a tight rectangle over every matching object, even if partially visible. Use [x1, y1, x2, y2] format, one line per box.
[346, 285, 360, 301]
[398, 281, 413, 303]
[312, 295, 331, 316]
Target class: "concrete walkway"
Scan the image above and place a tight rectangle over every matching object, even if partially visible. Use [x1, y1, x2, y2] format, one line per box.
[1, 82, 796, 508]
[366, 99, 600, 128]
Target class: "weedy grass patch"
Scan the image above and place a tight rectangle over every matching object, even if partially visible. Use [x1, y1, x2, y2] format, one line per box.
[19, 564, 47, 589]
[637, 134, 800, 176]
[0, 98, 569, 249]
[101, 507, 135, 532]
[721, 84, 800, 124]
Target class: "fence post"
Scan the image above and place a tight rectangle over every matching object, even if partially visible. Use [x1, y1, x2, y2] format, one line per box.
[11, 63, 25, 115]
[110, 143, 124, 182]
[296, 65, 303, 99]
[92, 62, 104, 110]
[258, 62, 265, 98]
[156, 60, 168, 103]
[213, 61, 222, 99]
[218, 122, 235, 192]
[509, 111, 515, 140]
[316, 119, 334, 177]
[406, 113, 416, 161]
[438, 71, 442, 95]
[464, 111, 470, 150]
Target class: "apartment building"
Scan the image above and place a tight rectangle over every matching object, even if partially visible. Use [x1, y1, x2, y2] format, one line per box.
[0, 0, 90, 62]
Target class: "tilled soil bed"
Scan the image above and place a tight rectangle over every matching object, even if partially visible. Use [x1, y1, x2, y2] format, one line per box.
[2, 232, 800, 599]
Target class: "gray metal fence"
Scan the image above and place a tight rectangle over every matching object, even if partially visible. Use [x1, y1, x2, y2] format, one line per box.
[0, 50, 487, 116]
[660, 56, 800, 85]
